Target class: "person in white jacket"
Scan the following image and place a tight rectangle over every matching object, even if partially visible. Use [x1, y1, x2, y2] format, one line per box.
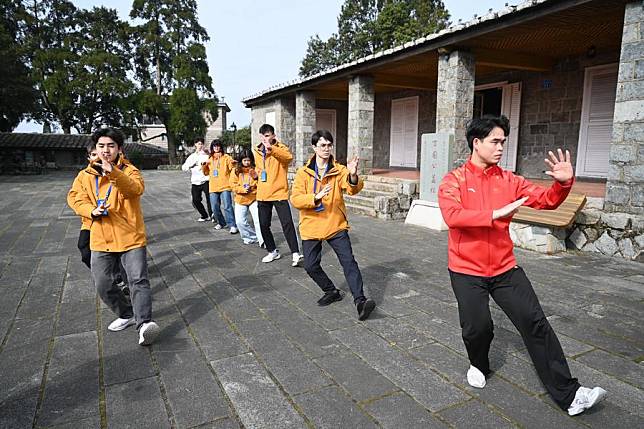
[181, 138, 212, 221]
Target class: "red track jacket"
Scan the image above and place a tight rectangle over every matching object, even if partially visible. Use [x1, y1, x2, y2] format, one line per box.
[438, 160, 573, 277]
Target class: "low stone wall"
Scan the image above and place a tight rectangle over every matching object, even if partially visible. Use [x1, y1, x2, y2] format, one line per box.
[374, 181, 419, 220]
[510, 198, 643, 262]
[510, 223, 568, 254]
[568, 207, 644, 261]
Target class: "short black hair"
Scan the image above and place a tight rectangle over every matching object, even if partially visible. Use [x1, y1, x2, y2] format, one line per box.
[194, 137, 205, 144]
[466, 115, 510, 152]
[258, 123, 274, 135]
[210, 139, 224, 152]
[91, 127, 125, 148]
[311, 130, 334, 146]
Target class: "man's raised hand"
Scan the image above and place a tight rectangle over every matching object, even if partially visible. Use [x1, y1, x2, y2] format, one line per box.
[544, 149, 573, 183]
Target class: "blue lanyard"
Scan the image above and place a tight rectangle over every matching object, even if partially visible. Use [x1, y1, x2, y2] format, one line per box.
[313, 162, 329, 193]
[95, 176, 112, 201]
[262, 146, 267, 170]
[213, 157, 221, 177]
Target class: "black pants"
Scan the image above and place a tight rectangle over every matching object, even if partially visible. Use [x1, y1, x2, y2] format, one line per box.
[78, 229, 128, 285]
[449, 266, 580, 410]
[191, 182, 212, 219]
[257, 200, 299, 253]
[78, 229, 92, 269]
[302, 230, 365, 304]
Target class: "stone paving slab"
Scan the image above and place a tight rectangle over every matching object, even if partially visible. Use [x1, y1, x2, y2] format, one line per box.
[0, 171, 642, 428]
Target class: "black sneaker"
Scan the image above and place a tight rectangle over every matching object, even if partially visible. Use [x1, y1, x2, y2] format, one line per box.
[317, 290, 343, 306]
[357, 299, 376, 321]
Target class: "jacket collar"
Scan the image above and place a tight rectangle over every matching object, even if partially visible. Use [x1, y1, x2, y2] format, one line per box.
[465, 158, 502, 177]
[305, 155, 338, 177]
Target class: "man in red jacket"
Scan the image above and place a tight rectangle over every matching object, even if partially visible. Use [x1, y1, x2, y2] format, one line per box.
[438, 115, 605, 416]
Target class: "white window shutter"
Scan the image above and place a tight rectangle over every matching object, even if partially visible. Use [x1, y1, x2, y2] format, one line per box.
[500, 82, 521, 171]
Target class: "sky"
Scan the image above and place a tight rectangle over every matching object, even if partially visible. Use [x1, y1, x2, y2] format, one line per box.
[15, 0, 511, 133]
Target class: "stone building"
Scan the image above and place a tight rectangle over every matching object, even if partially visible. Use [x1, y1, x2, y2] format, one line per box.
[243, 0, 643, 260]
[138, 101, 231, 149]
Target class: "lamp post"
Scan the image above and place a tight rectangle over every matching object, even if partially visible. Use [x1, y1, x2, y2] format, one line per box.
[230, 122, 237, 158]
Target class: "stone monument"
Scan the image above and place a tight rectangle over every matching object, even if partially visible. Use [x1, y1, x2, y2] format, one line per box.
[405, 133, 454, 230]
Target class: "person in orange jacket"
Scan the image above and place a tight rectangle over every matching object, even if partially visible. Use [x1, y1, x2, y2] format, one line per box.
[201, 139, 237, 233]
[67, 142, 129, 297]
[438, 115, 605, 416]
[67, 127, 159, 346]
[254, 124, 303, 266]
[229, 149, 263, 246]
[291, 130, 376, 321]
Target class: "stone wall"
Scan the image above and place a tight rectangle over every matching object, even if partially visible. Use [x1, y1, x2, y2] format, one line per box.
[569, 203, 644, 261]
[373, 180, 419, 220]
[373, 89, 437, 169]
[250, 97, 296, 151]
[477, 51, 620, 178]
[605, 1, 644, 215]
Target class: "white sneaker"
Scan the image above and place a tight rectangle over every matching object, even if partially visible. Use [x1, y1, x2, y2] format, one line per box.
[262, 250, 281, 263]
[467, 365, 486, 388]
[291, 252, 304, 267]
[138, 321, 160, 346]
[230, 226, 239, 234]
[197, 217, 208, 222]
[567, 386, 607, 416]
[214, 224, 222, 230]
[108, 317, 135, 332]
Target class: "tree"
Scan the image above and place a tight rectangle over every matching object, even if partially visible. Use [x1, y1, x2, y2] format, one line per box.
[22, 1, 134, 133]
[299, 0, 450, 77]
[69, 7, 135, 133]
[0, 1, 36, 131]
[130, 0, 217, 163]
[23, 0, 79, 133]
[220, 125, 251, 151]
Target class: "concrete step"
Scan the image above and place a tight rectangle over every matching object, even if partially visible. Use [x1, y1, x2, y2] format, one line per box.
[365, 175, 412, 184]
[362, 181, 399, 193]
[357, 188, 395, 199]
[345, 202, 377, 217]
[344, 194, 375, 208]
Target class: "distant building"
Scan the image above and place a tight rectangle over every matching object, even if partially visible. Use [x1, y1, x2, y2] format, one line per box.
[137, 101, 231, 149]
[0, 133, 168, 174]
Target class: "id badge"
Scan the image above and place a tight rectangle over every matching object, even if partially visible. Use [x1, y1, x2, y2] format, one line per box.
[213, 170, 219, 177]
[96, 199, 108, 216]
[260, 170, 267, 182]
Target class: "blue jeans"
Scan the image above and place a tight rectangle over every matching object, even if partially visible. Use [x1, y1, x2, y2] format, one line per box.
[234, 201, 263, 244]
[210, 191, 235, 227]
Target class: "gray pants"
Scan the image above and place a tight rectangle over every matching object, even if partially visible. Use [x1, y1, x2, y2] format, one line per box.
[91, 247, 152, 329]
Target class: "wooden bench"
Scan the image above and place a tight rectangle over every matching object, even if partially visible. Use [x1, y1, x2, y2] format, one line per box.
[513, 192, 587, 228]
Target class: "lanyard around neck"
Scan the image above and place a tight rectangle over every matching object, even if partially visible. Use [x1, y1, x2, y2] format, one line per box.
[313, 162, 329, 193]
[95, 176, 112, 201]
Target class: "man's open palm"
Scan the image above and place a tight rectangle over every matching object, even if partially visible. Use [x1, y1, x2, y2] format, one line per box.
[544, 149, 573, 183]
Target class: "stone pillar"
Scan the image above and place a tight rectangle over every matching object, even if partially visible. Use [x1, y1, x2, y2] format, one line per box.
[605, 2, 644, 215]
[295, 91, 316, 166]
[436, 49, 475, 167]
[348, 75, 374, 174]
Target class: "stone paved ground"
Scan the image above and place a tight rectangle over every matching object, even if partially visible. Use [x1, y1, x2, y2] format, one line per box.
[0, 171, 642, 429]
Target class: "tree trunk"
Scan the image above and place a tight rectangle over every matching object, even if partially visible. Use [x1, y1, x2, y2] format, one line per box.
[166, 130, 177, 164]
